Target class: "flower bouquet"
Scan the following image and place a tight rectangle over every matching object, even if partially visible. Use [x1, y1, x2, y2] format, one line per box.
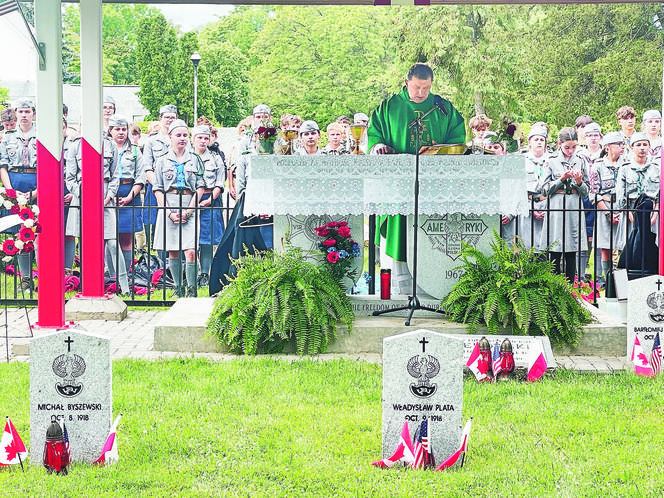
[572, 276, 600, 303]
[256, 118, 278, 155]
[0, 187, 40, 262]
[314, 221, 361, 291]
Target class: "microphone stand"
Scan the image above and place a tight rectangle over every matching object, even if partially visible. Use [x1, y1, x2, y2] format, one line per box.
[373, 105, 445, 325]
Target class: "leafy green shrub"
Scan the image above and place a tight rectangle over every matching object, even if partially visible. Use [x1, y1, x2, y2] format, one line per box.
[441, 231, 592, 346]
[207, 246, 354, 355]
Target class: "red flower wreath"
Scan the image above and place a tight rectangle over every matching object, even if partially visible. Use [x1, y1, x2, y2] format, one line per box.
[0, 187, 39, 261]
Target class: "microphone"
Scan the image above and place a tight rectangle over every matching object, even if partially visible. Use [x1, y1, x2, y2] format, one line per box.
[434, 95, 448, 116]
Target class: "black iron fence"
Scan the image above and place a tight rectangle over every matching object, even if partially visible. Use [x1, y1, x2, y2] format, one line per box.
[0, 192, 660, 307]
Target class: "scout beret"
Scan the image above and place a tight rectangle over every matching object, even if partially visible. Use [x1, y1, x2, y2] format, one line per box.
[643, 109, 661, 120]
[191, 125, 211, 137]
[299, 120, 320, 134]
[108, 116, 128, 128]
[160, 104, 178, 116]
[601, 132, 624, 147]
[528, 126, 548, 140]
[630, 132, 650, 145]
[15, 98, 34, 110]
[252, 104, 271, 116]
[168, 119, 189, 135]
[584, 122, 601, 134]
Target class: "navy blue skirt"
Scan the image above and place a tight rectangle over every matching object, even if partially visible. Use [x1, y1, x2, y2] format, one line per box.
[117, 183, 143, 233]
[199, 193, 224, 245]
[142, 183, 158, 225]
[3, 172, 37, 234]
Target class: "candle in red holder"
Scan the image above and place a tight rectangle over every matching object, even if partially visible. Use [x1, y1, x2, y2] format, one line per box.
[380, 269, 391, 300]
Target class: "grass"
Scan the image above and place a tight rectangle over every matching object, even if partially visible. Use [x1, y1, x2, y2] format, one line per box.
[1, 358, 663, 496]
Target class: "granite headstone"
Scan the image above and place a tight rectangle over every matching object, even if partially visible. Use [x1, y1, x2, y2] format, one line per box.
[30, 329, 112, 464]
[457, 334, 555, 369]
[407, 213, 500, 299]
[382, 329, 463, 463]
[627, 274, 664, 362]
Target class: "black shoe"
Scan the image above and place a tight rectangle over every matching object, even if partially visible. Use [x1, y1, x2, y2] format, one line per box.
[186, 286, 197, 298]
[197, 273, 209, 288]
[20, 276, 34, 291]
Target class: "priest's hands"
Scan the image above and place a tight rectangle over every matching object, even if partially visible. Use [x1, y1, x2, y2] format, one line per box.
[370, 143, 395, 155]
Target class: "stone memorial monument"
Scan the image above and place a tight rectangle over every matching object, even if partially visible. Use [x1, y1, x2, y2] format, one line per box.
[382, 329, 463, 464]
[627, 274, 664, 360]
[407, 213, 499, 299]
[30, 329, 112, 464]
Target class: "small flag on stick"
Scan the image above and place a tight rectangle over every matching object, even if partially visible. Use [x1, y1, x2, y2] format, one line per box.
[0, 417, 27, 470]
[527, 341, 548, 382]
[631, 334, 654, 378]
[491, 341, 502, 380]
[371, 421, 415, 469]
[651, 332, 662, 375]
[412, 419, 434, 469]
[435, 417, 472, 471]
[94, 414, 122, 466]
[466, 341, 489, 382]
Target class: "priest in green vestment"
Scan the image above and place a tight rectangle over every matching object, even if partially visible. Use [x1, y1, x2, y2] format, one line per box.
[367, 63, 466, 268]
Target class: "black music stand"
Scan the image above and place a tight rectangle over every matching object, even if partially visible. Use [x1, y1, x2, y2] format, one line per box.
[373, 107, 445, 325]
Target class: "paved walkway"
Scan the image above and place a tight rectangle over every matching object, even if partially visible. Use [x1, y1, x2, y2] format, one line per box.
[0, 306, 631, 373]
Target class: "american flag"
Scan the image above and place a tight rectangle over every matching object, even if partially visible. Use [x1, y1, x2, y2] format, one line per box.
[492, 341, 502, 380]
[412, 419, 434, 469]
[652, 332, 662, 375]
[0, 0, 18, 17]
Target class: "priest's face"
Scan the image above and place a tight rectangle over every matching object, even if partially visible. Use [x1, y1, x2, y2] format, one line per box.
[405, 77, 432, 104]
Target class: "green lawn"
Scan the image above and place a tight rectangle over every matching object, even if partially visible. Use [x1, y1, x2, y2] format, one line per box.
[0, 358, 662, 496]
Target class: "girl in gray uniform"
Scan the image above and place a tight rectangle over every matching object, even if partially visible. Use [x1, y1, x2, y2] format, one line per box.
[65, 136, 129, 294]
[538, 127, 589, 282]
[153, 120, 203, 297]
[592, 132, 627, 279]
[108, 116, 145, 273]
[191, 125, 225, 287]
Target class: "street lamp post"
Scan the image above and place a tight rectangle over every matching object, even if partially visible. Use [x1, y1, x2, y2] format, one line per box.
[190, 51, 202, 124]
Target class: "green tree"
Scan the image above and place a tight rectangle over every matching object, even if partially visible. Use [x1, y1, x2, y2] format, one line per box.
[247, 6, 396, 126]
[62, 4, 160, 85]
[523, 3, 662, 128]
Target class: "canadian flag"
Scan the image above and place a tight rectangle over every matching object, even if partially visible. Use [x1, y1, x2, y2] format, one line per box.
[93, 414, 122, 466]
[435, 417, 472, 471]
[371, 421, 415, 468]
[0, 417, 27, 466]
[466, 342, 489, 382]
[631, 335, 654, 378]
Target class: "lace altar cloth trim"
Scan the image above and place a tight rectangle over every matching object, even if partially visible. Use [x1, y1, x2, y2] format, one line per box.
[244, 154, 529, 216]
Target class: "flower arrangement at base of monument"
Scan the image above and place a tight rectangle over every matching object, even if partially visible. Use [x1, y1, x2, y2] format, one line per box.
[0, 187, 40, 262]
[315, 221, 360, 291]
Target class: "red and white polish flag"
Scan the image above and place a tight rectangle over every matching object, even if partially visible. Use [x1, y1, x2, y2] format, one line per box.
[527, 341, 548, 382]
[93, 414, 122, 466]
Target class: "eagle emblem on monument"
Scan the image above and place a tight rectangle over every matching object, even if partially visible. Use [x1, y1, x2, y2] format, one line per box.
[646, 291, 664, 323]
[52, 353, 86, 398]
[407, 354, 440, 398]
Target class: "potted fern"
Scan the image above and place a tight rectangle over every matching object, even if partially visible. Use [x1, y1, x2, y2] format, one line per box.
[207, 245, 354, 355]
[441, 231, 592, 347]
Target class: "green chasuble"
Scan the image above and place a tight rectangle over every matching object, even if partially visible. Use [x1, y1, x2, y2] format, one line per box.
[367, 86, 466, 261]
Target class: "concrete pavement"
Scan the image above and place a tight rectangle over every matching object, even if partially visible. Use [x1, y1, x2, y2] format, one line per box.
[0, 305, 632, 373]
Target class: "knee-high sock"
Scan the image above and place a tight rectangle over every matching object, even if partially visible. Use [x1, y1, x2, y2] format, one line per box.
[122, 249, 133, 273]
[199, 244, 212, 275]
[65, 237, 76, 270]
[169, 257, 183, 290]
[185, 262, 197, 291]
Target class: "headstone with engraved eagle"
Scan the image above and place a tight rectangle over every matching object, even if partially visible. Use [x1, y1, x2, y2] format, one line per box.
[381, 329, 463, 466]
[30, 330, 112, 464]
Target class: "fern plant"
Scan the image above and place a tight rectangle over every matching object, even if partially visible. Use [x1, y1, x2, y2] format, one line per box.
[441, 231, 592, 346]
[207, 245, 354, 355]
